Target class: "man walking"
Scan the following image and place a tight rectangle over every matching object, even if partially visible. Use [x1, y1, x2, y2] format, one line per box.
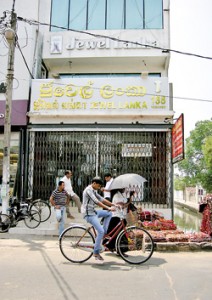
[50, 181, 69, 236]
[61, 170, 81, 219]
[101, 173, 113, 201]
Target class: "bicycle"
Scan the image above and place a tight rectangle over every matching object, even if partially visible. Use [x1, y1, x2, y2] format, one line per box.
[59, 209, 154, 265]
[24, 198, 51, 223]
[0, 200, 41, 233]
[0, 212, 11, 233]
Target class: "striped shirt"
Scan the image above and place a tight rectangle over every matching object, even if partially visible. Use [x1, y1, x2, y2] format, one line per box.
[51, 188, 68, 206]
[82, 185, 104, 216]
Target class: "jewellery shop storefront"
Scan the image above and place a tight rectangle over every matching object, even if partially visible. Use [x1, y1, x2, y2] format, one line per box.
[27, 77, 174, 217]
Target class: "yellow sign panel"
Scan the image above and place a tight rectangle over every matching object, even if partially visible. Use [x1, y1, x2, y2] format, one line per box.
[30, 77, 170, 114]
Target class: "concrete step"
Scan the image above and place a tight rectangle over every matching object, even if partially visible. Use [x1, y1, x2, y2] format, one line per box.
[9, 207, 86, 236]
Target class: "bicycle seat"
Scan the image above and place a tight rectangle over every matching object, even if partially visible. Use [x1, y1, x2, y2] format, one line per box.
[25, 198, 32, 202]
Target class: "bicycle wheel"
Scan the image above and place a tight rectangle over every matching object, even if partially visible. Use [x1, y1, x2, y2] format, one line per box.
[59, 225, 95, 263]
[116, 226, 154, 264]
[24, 209, 41, 229]
[0, 213, 11, 233]
[30, 200, 51, 222]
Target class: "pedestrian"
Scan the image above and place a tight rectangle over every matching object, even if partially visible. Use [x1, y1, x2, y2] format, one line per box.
[101, 173, 114, 201]
[200, 194, 212, 236]
[61, 170, 81, 219]
[81, 176, 116, 264]
[49, 180, 69, 236]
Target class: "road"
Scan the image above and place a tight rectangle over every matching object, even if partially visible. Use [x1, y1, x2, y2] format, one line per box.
[0, 234, 211, 300]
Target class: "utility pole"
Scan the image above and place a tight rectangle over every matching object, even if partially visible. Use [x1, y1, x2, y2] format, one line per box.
[1, 9, 17, 214]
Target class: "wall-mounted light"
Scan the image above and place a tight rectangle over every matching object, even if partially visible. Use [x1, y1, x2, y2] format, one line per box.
[4, 28, 15, 44]
[164, 117, 174, 124]
[52, 73, 60, 79]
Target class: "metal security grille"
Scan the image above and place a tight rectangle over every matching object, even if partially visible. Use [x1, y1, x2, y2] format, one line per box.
[27, 130, 172, 208]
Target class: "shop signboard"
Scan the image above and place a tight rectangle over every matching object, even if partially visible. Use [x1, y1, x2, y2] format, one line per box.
[29, 77, 170, 116]
[172, 113, 184, 164]
[122, 143, 152, 157]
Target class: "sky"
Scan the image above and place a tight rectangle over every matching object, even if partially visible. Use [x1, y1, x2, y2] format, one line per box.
[169, 0, 212, 138]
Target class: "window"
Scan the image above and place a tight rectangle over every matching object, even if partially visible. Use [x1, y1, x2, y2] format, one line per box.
[107, 0, 125, 30]
[88, 0, 105, 30]
[51, 0, 69, 31]
[69, 0, 87, 30]
[126, 0, 144, 29]
[145, 0, 163, 29]
[50, 0, 163, 31]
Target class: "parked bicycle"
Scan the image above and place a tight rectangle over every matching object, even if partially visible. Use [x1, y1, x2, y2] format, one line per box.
[59, 208, 154, 265]
[24, 198, 51, 223]
[0, 199, 41, 233]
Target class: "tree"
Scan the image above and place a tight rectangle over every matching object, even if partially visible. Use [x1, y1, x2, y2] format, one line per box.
[174, 176, 186, 191]
[177, 119, 212, 192]
[203, 136, 212, 169]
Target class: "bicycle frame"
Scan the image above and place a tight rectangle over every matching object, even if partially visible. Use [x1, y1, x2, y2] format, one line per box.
[103, 219, 126, 249]
[76, 218, 127, 252]
[74, 226, 95, 251]
[7, 207, 23, 225]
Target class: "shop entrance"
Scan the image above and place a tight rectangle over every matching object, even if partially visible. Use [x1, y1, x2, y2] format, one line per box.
[27, 129, 172, 208]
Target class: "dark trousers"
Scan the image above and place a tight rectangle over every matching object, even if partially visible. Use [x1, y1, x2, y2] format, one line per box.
[103, 217, 127, 251]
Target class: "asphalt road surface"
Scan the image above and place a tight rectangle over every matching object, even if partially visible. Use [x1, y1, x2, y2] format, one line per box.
[0, 234, 211, 300]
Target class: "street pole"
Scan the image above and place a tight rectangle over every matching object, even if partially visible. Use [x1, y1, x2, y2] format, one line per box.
[1, 10, 17, 214]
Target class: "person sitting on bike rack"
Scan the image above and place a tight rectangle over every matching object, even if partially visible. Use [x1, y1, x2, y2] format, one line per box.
[81, 176, 116, 263]
[50, 181, 69, 236]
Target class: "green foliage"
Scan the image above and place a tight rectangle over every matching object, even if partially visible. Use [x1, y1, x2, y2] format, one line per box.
[177, 119, 212, 192]
[203, 136, 212, 169]
[174, 176, 187, 190]
[174, 175, 195, 190]
[199, 169, 212, 193]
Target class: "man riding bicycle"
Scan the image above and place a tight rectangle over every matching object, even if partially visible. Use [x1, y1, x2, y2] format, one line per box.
[81, 176, 115, 264]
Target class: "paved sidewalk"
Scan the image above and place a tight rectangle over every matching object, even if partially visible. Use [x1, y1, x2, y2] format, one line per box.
[3, 200, 201, 236]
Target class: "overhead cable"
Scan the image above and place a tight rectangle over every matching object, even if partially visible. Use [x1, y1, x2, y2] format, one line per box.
[17, 16, 212, 61]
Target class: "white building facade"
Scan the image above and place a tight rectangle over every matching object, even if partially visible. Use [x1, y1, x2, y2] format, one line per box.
[0, 0, 174, 217]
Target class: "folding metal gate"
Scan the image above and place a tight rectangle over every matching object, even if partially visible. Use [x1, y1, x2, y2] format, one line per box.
[27, 129, 172, 208]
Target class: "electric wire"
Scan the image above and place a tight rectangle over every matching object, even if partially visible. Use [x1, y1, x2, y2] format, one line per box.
[30, 78, 212, 103]
[17, 16, 212, 61]
[1, 11, 212, 103]
[16, 39, 34, 79]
